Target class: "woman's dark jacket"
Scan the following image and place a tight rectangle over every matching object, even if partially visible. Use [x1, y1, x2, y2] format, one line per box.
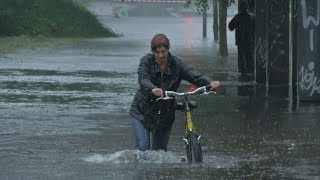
[130, 52, 212, 131]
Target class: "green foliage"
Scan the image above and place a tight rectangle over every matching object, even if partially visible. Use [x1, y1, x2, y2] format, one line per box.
[185, 0, 236, 13]
[228, 0, 236, 6]
[0, 0, 117, 37]
[185, 0, 209, 13]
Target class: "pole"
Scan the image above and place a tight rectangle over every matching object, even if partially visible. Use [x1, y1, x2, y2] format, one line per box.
[203, 5, 207, 38]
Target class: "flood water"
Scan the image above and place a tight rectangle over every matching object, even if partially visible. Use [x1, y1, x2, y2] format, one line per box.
[0, 2, 319, 179]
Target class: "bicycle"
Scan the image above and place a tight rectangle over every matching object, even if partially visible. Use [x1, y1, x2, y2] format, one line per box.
[157, 85, 215, 163]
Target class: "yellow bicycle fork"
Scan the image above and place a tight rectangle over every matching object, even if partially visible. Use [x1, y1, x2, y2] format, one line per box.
[183, 111, 202, 145]
[185, 111, 195, 134]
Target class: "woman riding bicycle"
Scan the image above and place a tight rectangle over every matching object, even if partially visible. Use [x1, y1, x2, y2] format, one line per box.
[130, 33, 220, 151]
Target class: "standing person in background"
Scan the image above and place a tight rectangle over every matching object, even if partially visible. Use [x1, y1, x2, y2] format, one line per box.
[228, 1, 255, 79]
[129, 34, 220, 151]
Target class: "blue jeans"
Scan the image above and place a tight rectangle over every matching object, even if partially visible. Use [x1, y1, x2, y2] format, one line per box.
[130, 116, 172, 151]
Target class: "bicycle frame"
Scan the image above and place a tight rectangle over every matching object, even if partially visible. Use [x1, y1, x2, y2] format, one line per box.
[158, 86, 215, 163]
[181, 96, 200, 142]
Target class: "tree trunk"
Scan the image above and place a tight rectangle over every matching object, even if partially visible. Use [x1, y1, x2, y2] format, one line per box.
[213, 0, 219, 41]
[218, 0, 228, 56]
[203, 4, 207, 38]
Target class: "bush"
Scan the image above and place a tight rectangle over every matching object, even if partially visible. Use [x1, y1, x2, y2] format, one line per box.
[0, 0, 116, 37]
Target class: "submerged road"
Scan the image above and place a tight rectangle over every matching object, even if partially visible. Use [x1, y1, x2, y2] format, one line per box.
[0, 2, 319, 179]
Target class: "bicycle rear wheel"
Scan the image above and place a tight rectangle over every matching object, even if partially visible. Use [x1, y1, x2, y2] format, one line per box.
[185, 131, 203, 163]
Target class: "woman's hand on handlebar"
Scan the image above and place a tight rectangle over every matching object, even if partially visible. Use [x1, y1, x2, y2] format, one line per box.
[152, 88, 164, 97]
[209, 81, 220, 90]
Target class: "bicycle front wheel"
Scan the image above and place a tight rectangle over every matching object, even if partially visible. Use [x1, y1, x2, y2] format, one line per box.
[185, 131, 203, 163]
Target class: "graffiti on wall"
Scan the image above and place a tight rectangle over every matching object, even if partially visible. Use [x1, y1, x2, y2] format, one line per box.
[255, 0, 268, 71]
[255, 0, 287, 71]
[256, 37, 267, 69]
[301, 0, 320, 52]
[267, 0, 288, 73]
[299, 0, 320, 98]
[299, 62, 320, 96]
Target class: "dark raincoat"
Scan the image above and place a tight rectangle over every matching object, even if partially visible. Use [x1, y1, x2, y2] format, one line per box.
[228, 2, 255, 74]
[228, 2, 255, 47]
[130, 52, 212, 131]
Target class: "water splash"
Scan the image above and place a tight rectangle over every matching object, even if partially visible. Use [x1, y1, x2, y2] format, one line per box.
[83, 149, 182, 164]
[83, 150, 253, 169]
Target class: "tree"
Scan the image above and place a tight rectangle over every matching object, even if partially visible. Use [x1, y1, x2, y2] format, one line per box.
[185, 0, 234, 57]
[218, 0, 228, 56]
[213, 0, 219, 42]
[185, 0, 209, 14]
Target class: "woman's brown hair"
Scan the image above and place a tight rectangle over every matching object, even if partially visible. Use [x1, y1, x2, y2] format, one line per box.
[150, 34, 170, 52]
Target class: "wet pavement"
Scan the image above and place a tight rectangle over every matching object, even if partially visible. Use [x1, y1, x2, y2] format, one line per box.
[0, 2, 320, 179]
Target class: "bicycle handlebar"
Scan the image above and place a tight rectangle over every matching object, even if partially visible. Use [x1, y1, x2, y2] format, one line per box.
[157, 86, 216, 100]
